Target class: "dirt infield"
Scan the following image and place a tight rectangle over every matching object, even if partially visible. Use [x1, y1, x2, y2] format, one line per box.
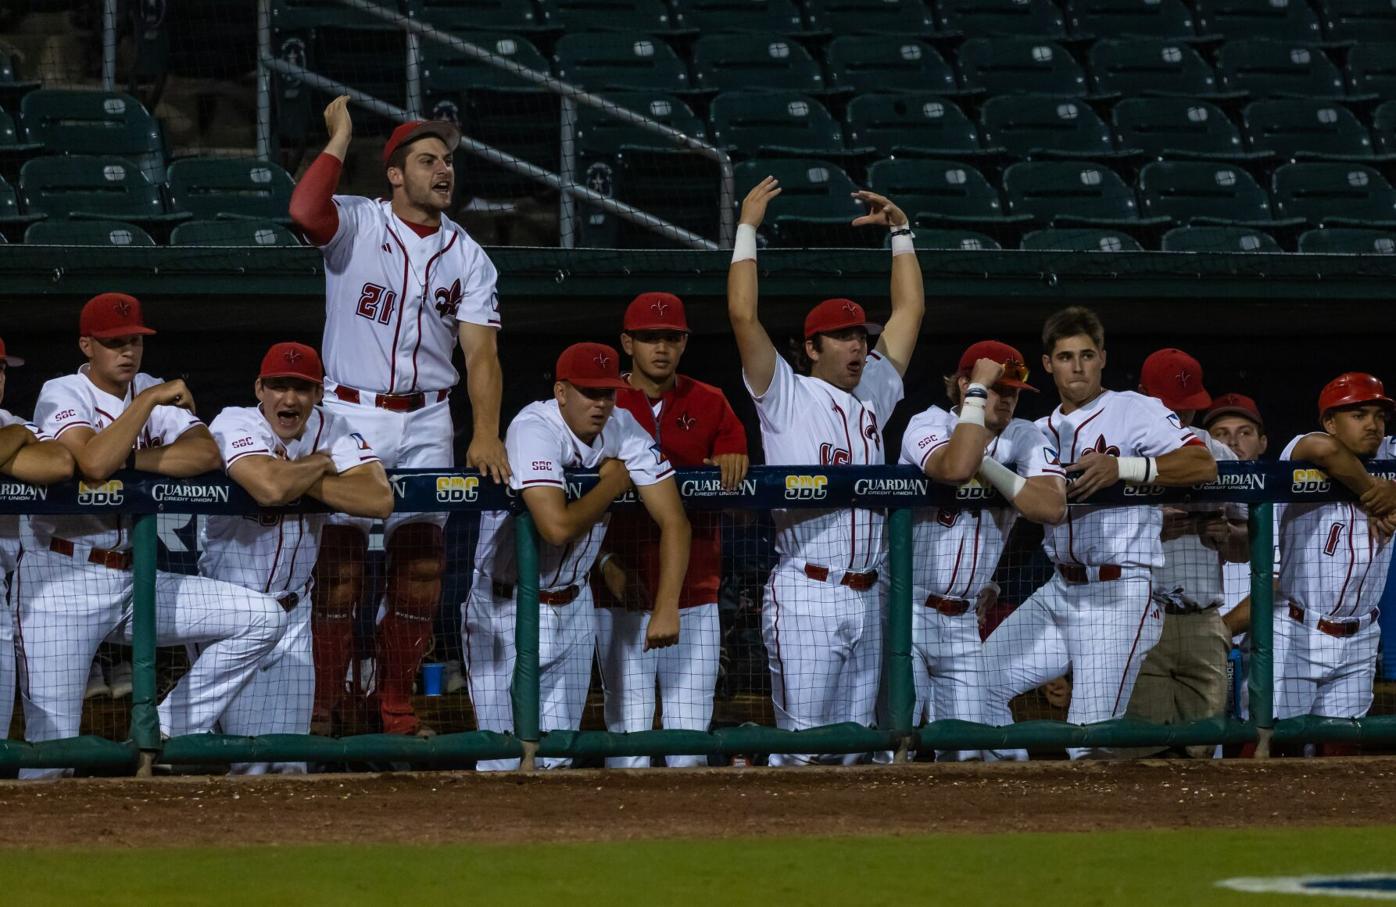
[1, 758, 1392, 849]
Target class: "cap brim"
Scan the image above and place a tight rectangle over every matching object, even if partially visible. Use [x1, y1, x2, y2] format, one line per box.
[998, 378, 1038, 393]
[1167, 390, 1214, 411]
[259, 371, 322, 383]
[565, 377, 630, 390]
[624, 323, 690, 334]
[806, 321, 883, 340]
[1203, 405, 1262, 428]
[87, 326, 157, 338]
[2, 355, 24, 367]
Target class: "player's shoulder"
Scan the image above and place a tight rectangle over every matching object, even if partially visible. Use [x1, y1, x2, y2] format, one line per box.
[39, 371, 88, 397]
[676, 374, 727, 402]
[1111, 389, 1170, 414]
[333, 194, 383, 216]
[209, 405, 262, 432]
[509, 399, 560, 435]
[907, 404, 953, 433]
[1195, 427, 1237, 461]
[1004, 415, 1044, 441]
[0, 407, 23, 429]
[1281, 432, 1324, 459]
[607, 404, 646, 437]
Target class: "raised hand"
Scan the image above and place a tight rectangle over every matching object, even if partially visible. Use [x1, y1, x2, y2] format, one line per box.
[739, 176, 782, 229]
[850, 189, 908, 229]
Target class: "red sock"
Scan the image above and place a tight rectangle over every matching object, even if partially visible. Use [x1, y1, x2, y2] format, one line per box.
[375, 607, 436, 734]
[312, 613, 354, 721]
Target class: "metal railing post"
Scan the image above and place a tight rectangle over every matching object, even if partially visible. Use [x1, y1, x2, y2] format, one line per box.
[512, 512, 542, 771]
[101, 0, 118, 91]
[559, 96, 577, 250]
[255, 0, 272, 161]
[405, 31, 422, 119]
[1248, 502, 1275, 757]
[129, 514, 161, 776]
[885, 508, 915, 761]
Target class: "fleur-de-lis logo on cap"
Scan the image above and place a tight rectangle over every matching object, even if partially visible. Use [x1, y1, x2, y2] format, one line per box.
[284, 348, 303, 365]
[594, 353, 611, 369]
[1177, 369, 1192, 387]
[651, 299, 669, 317]
[842, 301, 858, 315]
[113, 299, 132, 317]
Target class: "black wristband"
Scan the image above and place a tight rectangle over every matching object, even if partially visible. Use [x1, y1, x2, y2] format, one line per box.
[125, 449, 137, 471]
[889, 227, 913, 237]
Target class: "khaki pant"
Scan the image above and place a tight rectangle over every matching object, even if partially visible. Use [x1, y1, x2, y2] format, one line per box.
[1123, 607, 1231, 758]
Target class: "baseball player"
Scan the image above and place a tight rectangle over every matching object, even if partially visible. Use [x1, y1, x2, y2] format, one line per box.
[594, 291, 748, 769]
[464, 342, 690, 771]
[1125, 349, 1248, 758]
[1273, 372, 1396, 720]
[980, 307, 1218, 760]
[288, 96, 508, 737]
[728, 177, 925, 765]
[1206, 393, 1270, 639]
[195, 342, 392, 774]
[16, 293, 288, 778]
[900, 341, 1066, 760]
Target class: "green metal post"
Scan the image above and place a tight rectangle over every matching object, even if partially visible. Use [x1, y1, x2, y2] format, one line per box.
[885, 508, 915, 760]
[129, 514, 161, 775]
[512, 511, 542, 770]
[1247, 502, 1274, 757]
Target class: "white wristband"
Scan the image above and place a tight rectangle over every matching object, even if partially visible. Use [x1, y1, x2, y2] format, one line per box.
[1115, 456, 1156, 484]
[890, 231, 915, 256]
[978, 455, 1027, 501]
[732, 223, 757, 263]
[958, 397, 986, 427]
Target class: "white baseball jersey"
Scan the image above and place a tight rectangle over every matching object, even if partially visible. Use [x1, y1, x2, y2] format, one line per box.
[900, 407, 1062, 601]
[746, 351, 903, 572]
[27, 368, 202, 550]
[1277, 433, 1394, 619]
[473, 401, 674, 589]
[320, 196, 500, 395]
[200, 405, 380, 595]
[1155, 428, 1240, 608]
[1037, 389, 1202, 569]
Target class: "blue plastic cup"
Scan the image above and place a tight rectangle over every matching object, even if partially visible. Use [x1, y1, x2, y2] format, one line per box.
[421, 662, 445, 697]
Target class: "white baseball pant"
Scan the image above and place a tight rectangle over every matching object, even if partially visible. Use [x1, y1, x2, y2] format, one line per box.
[1273, 605, 1380, 720]
[913, 604, 986, 761]
[1, 594, 13, 742]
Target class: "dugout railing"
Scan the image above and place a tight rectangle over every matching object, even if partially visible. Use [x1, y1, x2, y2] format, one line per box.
[3, 461, 1394, 774]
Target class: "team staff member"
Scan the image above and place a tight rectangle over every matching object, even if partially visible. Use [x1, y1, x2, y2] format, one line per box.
[981, 307, 1218, 760]
[1205, 393, 1269, 636]
[595, 292, 748, 769]
[197, 343, 392, 774]
[464, 343, 690, 771]
[289, 96, 507, 737]
[17, 293, 287, 778]
[728, 178, 925, 765]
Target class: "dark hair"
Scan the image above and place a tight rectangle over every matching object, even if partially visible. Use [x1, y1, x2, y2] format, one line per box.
[789, 334, 824, 375]
[1042, 305, 1105, 355]
[943, 374, 961, 405]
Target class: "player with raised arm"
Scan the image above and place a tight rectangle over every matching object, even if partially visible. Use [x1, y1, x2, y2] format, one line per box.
[288, 96, 507, 737]
[729, 177, 925, 765]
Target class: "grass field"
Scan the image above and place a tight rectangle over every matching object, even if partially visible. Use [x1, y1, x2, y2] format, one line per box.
[9, 826, 1396, 906]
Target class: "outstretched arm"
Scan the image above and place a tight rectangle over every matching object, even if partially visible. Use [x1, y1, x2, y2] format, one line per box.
[728, 177, 781, 397]
[855, 191, 923, 377]
[460, 321, 509, 484]
[287, 95, 352, 245]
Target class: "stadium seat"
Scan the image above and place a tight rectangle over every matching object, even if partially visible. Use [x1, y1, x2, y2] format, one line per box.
[692, 34, 828, 95]
[824, 38, 960, 95]
[803, 0, 940, 37]
[538, 0, 694, 35]
[1346, 43, 1396, 99]
[1320, 0, 1396, 42]
[1003, 161, 1163, 227]
[1215, 41, 1347, 99]
[1296, 227, 1396, 253]
[24, 220, 156, 247]
[673, 0, 808, 35]
[980, 95, 1140, 160]
[1020, 227, 1144, 250]
[0, 50, 39, 109]
[170, 219, 301, 246]
[18, 155, 188, 229]
[270, 0, 382, 30]
[407, 0, 553, 33]
[1195, 0, 1324, 41]
[958, 39, 1089, 97]
[844, 93, 1002, 159]
[1241, 99, 1387, 161]
[906, 228, 1002, 250]
[1064, 0, 1198, 40]
[419, 33, 550, 92]
[20, 89, 166, 183]
[577, 92, 708, 154]
[0, 173, 39, 232]
[866, 158, 1029, 228]
[1112, 98, 1264, 161]
[1161, 225, 1282, 252]
[554, 33, 692, 94]
[0, 107, 41, 157]
[1375, 101, 1396, 154]
[732, 158, 865, 246]
[166, 158, 296, 222]
[710, 92, 867, 159]
[1138, 160, 1300, 226]
[936, 0, 1068, 38]
[1272, 162, 1396, 226]
[1088, 39, 1231, 98]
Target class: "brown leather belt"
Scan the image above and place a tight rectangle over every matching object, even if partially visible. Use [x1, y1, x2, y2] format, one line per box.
[333, 384, 448, 413]
[1289, 603, 1363, 638]
[802, 563, 878, 591]
[925, 594, 971, 617]
[49, 537, 131, 571]
[492, 580, 580, 606]
[1057, 563, 1123, 584]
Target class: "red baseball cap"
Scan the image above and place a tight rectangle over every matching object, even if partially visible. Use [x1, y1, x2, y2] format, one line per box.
[803, 297, 882, 341]
[1140, 348, 1212, 411]
[259, 342, 323, 384]
[555, 342, 630, 390]
[623, 291, 688, 333]
[80, 292, 156, 339]
[382, 119, 462, 165]
[957, 340, 1037, 392]
[1318, 372, 1394, 419]
[1203, 392, 1264, 430]
[0, 337, 25, 368]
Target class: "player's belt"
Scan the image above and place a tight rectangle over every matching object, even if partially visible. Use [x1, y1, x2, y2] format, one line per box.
[802, 563, 879, 591]
[491, 579, 580, 606]
[48, 537, 132, 571]
[276, 591, 299, 611]
[332, 384, 449, 413]
[1161, 600, 1220, 616]
[924, 594, 971, 617]
[1287, 602, 1366, 638]
[1056, 564, 1123, 584]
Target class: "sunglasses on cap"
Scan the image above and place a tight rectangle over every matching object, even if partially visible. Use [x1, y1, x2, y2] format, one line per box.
[1000, 359, 1030, 384]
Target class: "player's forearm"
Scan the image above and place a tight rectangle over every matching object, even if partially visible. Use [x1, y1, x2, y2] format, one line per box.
[555, 473, 629, 544]
[288, 153, 342, 245]
[651, 513, 691, 614]
[1015, 476, 1068, 525]
[242, 457, 334, 506]
[3, 435, 74, 485]
[464, 341, 503, 441]
[876, 249, 925, 376]
[1153, 445, 1218, 486]
[78, 399, 157, 480]
[0, 425, 35, 474]
[1218, 521, 1250, 563]
[929, 426, 991, 485]
[312, 464, 394, 519]
[138, 435, 222, 477]
[727, 261, 778, 393]
[1304, 438, 1377, 497]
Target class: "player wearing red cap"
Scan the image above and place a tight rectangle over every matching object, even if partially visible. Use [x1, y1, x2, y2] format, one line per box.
[898, 340, 1066, 760]
[288, 96, 507, 737]
[463, 343, 690, 770]
[1203, 393, 1270, 639]
[16, 293, 289, 778]
[195, 343, 392, 773]
[593, 292, 749, 768]
[728, 177, 925, 765]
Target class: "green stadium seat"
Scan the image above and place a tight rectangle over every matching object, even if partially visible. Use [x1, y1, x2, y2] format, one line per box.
[18, 155, 189, 228]
[1297, 227, 1396, 253]
[407, 0, 554, 33]
[0, 50, 40, 109]
[1020, 227, 1144, 250]
[24, 220, 156, 247]
[1196, 0, 1323, 41]
[1272, 162, 1396, 226]
[1089, 39, 1232, 98]
[844, 93, 1003, 159]
[866, 158, 1029, 229]
[538, 0, 694, 35]
[692, 34, 828, 95]
[20, 90, 165, 183]
[1138, 160, 1301, 226]
[803, 0, 940, 37]
[1321, 0, 1396, 42]
[170, 219, 301, 246]
[958, 39, 1089, 97]
[166, 158, 296, 223]
[824, 38, 960, 95]
[554, 33, 692, 93]
[1003, 161, 1163, 227]
[1215, 41, 1347, 99]
[906, 228, 1002, 250]
[0, 108, 42, 157]
[733, 158, 866, 246]
[1346, 43, 1396, 99]
[1112, 98, 1265, 162]
[1161, 225, 1282, 252]
[937, 0, 1068, 38]
[576, 92, 708, 155]
[1242, 99, 1388, 161]
[980, 95, 1141, 160]
[270, 0, 383, 30]
[1065, 0, 1198, 39]
[709, 92, 869, 159]
[1375, 102, 1396, 155]
[673, 0, 808, 35]
[0, 173, 40, 233]
[420, 33, 550, 92]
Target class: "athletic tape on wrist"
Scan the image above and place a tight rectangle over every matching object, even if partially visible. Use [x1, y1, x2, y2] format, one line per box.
[890, 231, 916, 256]
[1116, 456, 1156, 484]
[732, 224, 758, 263]
[958, 397, 987, 427]
[978, 455, 1027, 501]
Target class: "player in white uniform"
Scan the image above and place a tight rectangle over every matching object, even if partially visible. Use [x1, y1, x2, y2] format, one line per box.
[728, 177, 925, 765]
[1274, 372, 1396, 720]
[464, 342, 689, 770]
[16, 293, 288, 778]
[196, 343, 392, 773]
[980, 307, 1217, 760]
[288, 96, 508, 737]
[900, 341, 1066, 760]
